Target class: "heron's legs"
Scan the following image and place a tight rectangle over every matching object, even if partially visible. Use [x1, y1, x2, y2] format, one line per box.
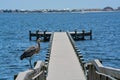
[29, 57, 33, 69]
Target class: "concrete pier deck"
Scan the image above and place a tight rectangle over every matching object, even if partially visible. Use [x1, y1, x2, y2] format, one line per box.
[46, 32, 86, 80]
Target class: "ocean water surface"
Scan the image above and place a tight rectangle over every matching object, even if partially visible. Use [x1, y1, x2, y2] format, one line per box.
[0, 12, 120, 80]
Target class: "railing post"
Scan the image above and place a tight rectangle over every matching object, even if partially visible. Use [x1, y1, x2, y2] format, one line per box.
[87, 63, 97, 80]
[99, 74, 102, 80]
[87, 64, 92, 80]
[82, 30, 85, 40]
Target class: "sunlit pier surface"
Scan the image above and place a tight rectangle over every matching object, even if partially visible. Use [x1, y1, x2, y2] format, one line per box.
[15, 31, 120, 80]
[46, 32, 86, 80]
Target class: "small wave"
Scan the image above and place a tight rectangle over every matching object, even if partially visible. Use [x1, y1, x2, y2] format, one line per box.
[0, 78, 8, 80]
[103, 58, 120, 61]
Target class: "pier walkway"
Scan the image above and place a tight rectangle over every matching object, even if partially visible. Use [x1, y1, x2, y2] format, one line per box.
[46, 32, 86, 80]
[15, 31, 120, 80]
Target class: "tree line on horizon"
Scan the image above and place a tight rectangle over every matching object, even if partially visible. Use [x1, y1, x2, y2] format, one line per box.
[0, 6, 120, 13]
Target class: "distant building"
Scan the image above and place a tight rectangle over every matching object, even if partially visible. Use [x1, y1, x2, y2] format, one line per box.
[103, 7, 114, 11]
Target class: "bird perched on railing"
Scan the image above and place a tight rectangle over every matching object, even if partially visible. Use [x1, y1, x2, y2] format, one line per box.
[20, 39, 40, 68]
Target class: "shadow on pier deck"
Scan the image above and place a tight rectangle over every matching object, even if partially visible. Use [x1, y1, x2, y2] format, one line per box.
[14, 31, 120, 80]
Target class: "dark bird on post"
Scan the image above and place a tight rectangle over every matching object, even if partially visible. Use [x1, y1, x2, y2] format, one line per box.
[20, 39, 40, 68]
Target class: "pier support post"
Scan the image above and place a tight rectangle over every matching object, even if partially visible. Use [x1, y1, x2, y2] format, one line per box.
[14, 74, 18, 80]
[59, 29, 62, 32]
[29, 31, 32, 40]
[36, 30, 39, 40]
[87, 63, 98, 80]
[87, 64, 94, 80]
[44, 30, 47, 41]
[90, 30, 92, 40]
[75, 29, 77, 40]
[82, 30, 85, 40]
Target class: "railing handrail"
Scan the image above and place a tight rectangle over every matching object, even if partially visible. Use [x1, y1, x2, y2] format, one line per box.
[15, 61, 45, 80]
[32, 70, 44, 80]
[90, 59, 120, 79]
[95, 71, 117, 80]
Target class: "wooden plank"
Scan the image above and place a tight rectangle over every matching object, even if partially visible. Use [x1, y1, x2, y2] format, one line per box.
[15, 61, 45, 80]
[91, 59, 120, 79]
[46, 32, 86, 80]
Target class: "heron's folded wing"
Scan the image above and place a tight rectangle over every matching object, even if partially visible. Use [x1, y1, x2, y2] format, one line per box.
[21, 46, 36, 59]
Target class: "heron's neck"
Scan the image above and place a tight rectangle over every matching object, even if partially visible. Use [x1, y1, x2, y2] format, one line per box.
[37, 42, 40, 48]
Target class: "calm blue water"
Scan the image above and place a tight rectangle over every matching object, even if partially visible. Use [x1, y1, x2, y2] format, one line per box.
[0, 12, 120, 80]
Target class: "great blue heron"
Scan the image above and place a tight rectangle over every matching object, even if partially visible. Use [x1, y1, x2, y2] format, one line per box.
[20, 39, 40, 68]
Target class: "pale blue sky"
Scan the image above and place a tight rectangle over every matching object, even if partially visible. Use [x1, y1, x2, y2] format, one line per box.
[0, 0, 120, 10]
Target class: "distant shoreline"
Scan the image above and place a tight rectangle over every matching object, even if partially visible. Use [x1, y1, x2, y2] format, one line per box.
[0, 7, 120, 13]
[0, 10, 119, 13]
[0, 10, 119, 14]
